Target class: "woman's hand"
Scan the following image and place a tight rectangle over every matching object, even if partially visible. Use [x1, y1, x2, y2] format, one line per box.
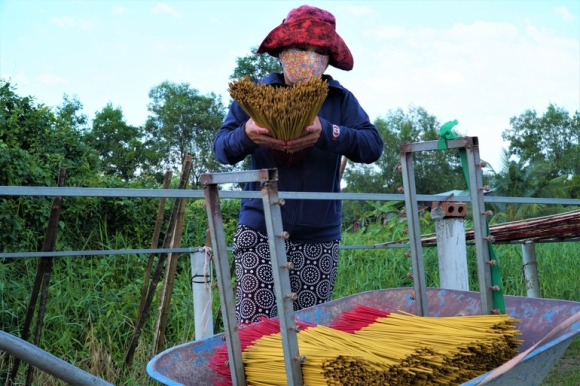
[284, 116, 322, 153]
[245, 118, 286, 151]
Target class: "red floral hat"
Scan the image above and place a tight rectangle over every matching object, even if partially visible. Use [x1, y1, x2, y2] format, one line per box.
[256, 5, 354, 71]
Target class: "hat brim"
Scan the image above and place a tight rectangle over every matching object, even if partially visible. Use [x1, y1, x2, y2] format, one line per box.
[257, 19, 353, 71]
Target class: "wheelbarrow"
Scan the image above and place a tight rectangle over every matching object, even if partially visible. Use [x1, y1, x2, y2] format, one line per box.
[147, 288, 580, 385]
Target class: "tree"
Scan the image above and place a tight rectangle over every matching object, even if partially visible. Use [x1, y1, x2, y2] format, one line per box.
[55, 94, 89, 132]
[502, 104, 579, 177]
[145, 81, 229, 187]
[341, 106, 468, 225]
[0, 80, 100, 251]
[343, 106, 467, 195]
[84, 103, 151, 181]
[0, 80, 98, 187]
[490, 149, 571, 222]
[229, 46, 282, 82]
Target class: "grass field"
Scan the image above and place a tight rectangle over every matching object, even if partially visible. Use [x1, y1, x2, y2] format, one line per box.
[1, 223, 579, 385]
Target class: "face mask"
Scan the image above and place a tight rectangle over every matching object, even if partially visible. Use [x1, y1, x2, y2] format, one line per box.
[279, 48, 329, 84]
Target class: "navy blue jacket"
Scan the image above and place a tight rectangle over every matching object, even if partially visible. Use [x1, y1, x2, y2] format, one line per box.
[213, 73, 383, 243]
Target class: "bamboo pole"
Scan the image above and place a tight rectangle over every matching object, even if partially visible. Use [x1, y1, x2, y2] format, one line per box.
[137, 170, 173, 318]
[153, 155, 192, 353]
[7, 168, 66, 386]
[124, 157, 192, 367]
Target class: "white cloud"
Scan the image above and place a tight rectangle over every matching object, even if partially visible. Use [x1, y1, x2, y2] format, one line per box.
[345, 5, 374, 17]
[554, 6, 575, 22]
[374, 26, 406, 39]
[112, 6, 125, 16]
[51, 16, 94, 30]
[343, 19, 579, 169]
[78, 21, 95, 30]
[151, 3, 180, 18]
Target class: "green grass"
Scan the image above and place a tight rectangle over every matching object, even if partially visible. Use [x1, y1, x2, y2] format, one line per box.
[1, 221, 579, 385]
[541, 337, 580, 386]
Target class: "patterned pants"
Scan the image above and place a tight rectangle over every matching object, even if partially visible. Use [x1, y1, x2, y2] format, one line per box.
[232, 225, 340, 324]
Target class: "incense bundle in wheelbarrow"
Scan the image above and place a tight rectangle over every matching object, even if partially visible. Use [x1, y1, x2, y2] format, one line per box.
[209, 305, 523, 385]
[228, 76, 328, 166]
[330, 304, 523, 385]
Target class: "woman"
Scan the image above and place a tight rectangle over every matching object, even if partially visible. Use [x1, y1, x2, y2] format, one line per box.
[213, 5, 384, 324]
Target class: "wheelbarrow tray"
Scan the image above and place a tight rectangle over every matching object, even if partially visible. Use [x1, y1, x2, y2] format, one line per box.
[147, 288, 580, 385]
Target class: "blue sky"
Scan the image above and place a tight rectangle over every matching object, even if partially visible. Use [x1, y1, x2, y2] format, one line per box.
[1, 0, 579, 171]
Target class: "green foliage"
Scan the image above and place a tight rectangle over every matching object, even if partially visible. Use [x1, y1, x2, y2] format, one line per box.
[2, 207, 580, 384]
[0, 194, 241, 384]
[342, 106, 467, 225]
[144, 81, 230, 187]
[84, 103, 154, 181]
[0, 80, 102, 252]
[347, 106, 466, 195]
[542, 337, 580, 386]
[0, 80, 98, 187]
[502, 104, 579, 177]
[229, 46, 282, 82]
[489, 149, 573, 223]
[2, 55, 580, 385]
[55, 94, 89, 131]
[494, 104, 580, 219]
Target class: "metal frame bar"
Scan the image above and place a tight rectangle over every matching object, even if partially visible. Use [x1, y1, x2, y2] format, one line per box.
[465, 140, 495, 314]
[260, 172, 303, 385]
[201, 169, 303, 386]
[400, 148, 429, 316]
[400, 136, 495, 315]
[202, 178, 245, 386]
[3, 185, 579, 205]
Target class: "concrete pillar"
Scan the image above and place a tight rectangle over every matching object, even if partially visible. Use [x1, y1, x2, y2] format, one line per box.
[522, 241, 541, 298]
[190, 249, 214, 340]
[432, 202, 469, 291]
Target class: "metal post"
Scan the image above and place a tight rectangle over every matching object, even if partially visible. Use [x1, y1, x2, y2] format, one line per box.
[260, 174, 303, 385]
[202, 181, 245, 386]
[522, 241, 541, 298]
[190, 249, 214, 340]
[400, 136, 501, 315]
[201, 169, 303, 386]
[431, 203, 469, 291]
[399, 149, 429, 316]
[464, 142, 495, 314]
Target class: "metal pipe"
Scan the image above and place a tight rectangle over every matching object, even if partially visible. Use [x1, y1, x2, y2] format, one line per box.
[465, 143, 495, 314]
[261, 176, 303, 385]
[400, 148, 429, 316]
[0, 330, 113, 386]
[2, 186, 579, 206]
[202, 181, 246, 386]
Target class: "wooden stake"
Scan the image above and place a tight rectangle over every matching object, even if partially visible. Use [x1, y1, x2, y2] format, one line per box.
[137, 170, 173, 318]
[125, 157, 192, 367]
[339, 156, 348, 181]
[153, 155, 192, 353]
[7, 168, 66, 386]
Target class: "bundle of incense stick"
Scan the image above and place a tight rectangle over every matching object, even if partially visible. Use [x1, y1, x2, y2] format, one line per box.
[208, 305, 523, 386]
[228, 76, 329, 142]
